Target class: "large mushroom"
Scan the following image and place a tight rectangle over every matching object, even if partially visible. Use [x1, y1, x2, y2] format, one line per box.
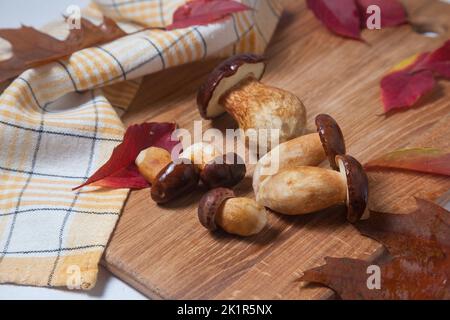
[197, 54, 307, 148]
[257, 155, 369, 223]
[253, 114, 345, 196]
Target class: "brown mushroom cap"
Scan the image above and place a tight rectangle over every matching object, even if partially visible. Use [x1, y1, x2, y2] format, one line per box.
[336, 155, 369, 223]
[315, 114, 346, 170]
[200, 153, 246, 189]
[151, 162, 200, 204]
[198, 188, 235, 230]
[197, 54, 266, 119]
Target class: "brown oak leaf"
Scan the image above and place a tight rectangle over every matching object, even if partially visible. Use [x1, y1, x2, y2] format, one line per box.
[300, 198, 450, 300]
[0, 17, 126, 82]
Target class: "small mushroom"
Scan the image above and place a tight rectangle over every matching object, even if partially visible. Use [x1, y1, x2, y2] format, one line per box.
[178, 142, 221, 170]
[136, 146, 172, 184]
[151, 162, 200, 204]
[179, 142, 246, 189]
[198, 188, 267, 236]
[315, 114, 346, 170]
[253, 114, 345, 195]
[200, 153, 246, 189]
[197, 54, 307, 148]
[257, 155, 368, 223]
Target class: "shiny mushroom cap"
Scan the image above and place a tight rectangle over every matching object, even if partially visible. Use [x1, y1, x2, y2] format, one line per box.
[151, 162, 200, 204]
[315, 114, 346, 170]
[197, 54, 266, 119]
[336, 155, 369, 223]
[198, 188, 235, 230]
[200, 153, 246, 189]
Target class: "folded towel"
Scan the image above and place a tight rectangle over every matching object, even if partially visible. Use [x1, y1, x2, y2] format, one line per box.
[0, 0, 282, 289]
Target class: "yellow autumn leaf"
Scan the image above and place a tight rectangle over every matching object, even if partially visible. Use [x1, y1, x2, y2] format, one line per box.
[389, 53, 421, 73]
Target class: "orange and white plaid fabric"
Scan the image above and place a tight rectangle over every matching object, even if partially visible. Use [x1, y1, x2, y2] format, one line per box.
[0, 0, 282, 289]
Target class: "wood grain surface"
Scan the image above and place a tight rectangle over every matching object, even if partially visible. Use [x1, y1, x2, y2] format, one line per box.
[104, 0, 450, 299]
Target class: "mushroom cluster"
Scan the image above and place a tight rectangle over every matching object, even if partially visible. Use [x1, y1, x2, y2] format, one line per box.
[195, 114, 368, 237]
[254, 114, 369, 223]
[197, 54, 307, 149]
[137, 53, 369, 237]
[135, 143, 246, 204]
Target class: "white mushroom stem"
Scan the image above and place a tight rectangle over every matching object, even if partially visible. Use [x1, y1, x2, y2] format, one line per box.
[253, 133, 326, 196]
[257, 166, 347, 215]
[220, 76, 306, 147]
[216, 197, 267, 236]
[135, 147, 172, 184]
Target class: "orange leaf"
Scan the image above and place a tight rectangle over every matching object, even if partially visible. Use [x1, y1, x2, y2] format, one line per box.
[364, 147, 450, 176]
[0, 17, 126, 82]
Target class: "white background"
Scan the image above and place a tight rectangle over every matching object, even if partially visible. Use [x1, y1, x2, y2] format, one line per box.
[0, 0, 146, 300]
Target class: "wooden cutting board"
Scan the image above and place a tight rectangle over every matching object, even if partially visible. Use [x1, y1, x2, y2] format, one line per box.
[104, 0, 450, 299]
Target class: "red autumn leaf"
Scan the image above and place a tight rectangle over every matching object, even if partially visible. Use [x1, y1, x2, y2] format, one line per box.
[166, 0, 251, 30]
[364, 147, 450, 177]
[380, 40, 450, 112]
[380, 68, 435, 112]
[380, 52, 435, 112]
[73, 122, 179, 190]
[418, 39, 450, 79]
[89, 164, 149, 189]
[0, 17, 126, 83]
[356, 0, 408, 28]
[300, 199, 450, 300]
[307, 0, 362, 40]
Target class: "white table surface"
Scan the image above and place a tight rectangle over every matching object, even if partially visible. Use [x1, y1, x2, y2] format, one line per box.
[0, 0, 146, 300]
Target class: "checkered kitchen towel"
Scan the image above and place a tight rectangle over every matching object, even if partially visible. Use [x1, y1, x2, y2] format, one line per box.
[0, 0, 282, 289]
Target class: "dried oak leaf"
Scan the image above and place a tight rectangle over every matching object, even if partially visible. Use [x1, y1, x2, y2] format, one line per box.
[364, 147, 450, 177]
[0, 17, 126, 82]
[380, 39, 450, 112]
[300, 198, 450, 300]
[73, 122, 179, 190]
[167, 0, 251, 30]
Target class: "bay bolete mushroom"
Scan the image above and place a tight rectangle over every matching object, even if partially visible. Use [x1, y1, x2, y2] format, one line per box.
[151, 162, 200, 204]
[197, 54, 307, 148]
[135, 146, 201, 204]
[140, 143, 247, 204]
[198, 188, 267, 236]
[136, 146, 172, 184]
[178, 142, 222, 170]
[179, 142, 246, 189]
[257, 155, 368, 223]
[200, 153, 246, 189]
[253, 114, 345, 195]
